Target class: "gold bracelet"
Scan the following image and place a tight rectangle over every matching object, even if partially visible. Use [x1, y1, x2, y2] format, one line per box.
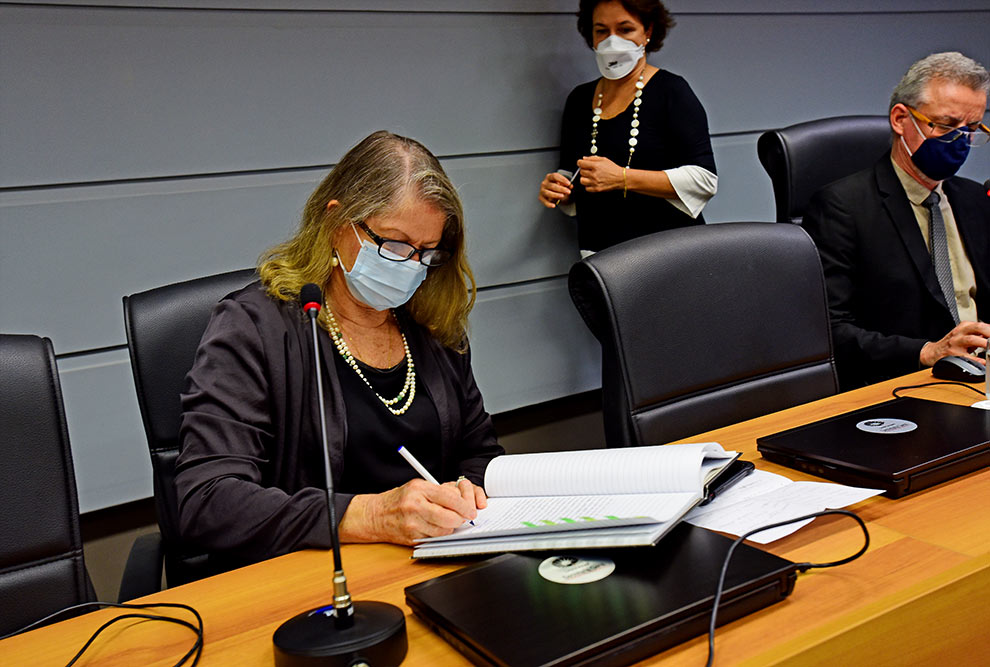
[623, 167, 628, 198]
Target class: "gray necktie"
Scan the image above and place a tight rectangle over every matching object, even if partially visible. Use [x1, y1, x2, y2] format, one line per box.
[923, 190, 960, 324]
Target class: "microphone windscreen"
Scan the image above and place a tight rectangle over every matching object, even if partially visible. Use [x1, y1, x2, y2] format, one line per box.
[300, 283, 323, 312]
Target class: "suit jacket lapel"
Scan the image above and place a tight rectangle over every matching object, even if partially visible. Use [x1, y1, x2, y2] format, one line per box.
[875, 159, 947, 310]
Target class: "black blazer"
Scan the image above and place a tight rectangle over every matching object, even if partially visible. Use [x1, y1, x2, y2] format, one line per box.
[803, 156, 990, 390]
[175, 283, 502, 565]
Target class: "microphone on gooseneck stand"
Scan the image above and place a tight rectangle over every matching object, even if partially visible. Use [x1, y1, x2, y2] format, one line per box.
[273, 284, 407, 667]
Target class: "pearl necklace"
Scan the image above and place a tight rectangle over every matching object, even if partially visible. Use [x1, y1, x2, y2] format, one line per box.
[590, 72, 645, 168]
[325, 304, 416, 416]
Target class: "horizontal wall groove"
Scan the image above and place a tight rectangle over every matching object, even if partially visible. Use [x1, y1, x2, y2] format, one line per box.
[44, 279, 570, 358]
[55, 343, 128, 360]
[1, 134, 775, 193]
[0, 163, 342, 194]
[476, 274, 566, 295]
[0, 147, 561, 193]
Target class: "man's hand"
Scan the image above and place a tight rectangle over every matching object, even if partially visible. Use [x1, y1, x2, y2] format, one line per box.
[920, 320, 990, 367]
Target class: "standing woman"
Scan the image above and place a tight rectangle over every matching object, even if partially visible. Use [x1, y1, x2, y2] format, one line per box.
[538, 0, 717, 253]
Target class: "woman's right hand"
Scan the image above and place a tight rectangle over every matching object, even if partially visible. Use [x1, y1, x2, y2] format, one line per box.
[539, 171, 573, 209]
[338, 478, 480, 546]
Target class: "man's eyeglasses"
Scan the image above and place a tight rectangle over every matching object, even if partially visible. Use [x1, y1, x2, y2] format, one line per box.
[355, 221, 451, 267]
[906, 106, 990, 147]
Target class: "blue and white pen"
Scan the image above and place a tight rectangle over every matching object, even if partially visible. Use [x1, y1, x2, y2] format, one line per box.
[397, 446, 475, 525]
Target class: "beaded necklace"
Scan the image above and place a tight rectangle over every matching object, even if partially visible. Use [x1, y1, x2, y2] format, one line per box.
[590, 71, 645, 168]
[325, 303, 416, 416]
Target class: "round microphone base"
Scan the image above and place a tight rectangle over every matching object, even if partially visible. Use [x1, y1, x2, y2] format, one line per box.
[273, 600, 407, 667]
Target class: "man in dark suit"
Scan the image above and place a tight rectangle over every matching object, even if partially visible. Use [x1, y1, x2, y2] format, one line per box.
[804, 52, 990, 390]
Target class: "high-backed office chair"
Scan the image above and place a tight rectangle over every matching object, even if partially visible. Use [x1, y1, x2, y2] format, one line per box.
[568, 222, 838, 448]
[757, 115, 891, 224]
[120, 268, 256, 597]
[0, 334, 97, 635]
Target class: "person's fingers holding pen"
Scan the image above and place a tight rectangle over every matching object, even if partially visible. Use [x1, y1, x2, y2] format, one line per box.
[539, 172, 573, 208]
[456, 476, 488, 510]
[419, 479, 479, 525]
[348, 479, 476, 545]
[397, 444, 478, 523]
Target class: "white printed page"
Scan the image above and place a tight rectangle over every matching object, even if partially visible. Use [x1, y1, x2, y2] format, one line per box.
[688, 469, 792, 515]
[685, 475, 882, 544]
[416, 492, 698, 544]
[484, 443, 735, 498]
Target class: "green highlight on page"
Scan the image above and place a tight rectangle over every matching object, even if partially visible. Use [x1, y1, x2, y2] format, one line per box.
[521, 515, 627, 527]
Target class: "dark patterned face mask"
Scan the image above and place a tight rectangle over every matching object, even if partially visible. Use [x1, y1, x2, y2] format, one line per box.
[903, 114, 971, 181]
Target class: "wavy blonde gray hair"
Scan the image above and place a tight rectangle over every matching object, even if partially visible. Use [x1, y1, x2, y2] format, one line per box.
[259, 130, 475, 351]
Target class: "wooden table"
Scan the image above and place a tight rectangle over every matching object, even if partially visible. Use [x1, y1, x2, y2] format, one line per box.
[3, 371, 989, 665]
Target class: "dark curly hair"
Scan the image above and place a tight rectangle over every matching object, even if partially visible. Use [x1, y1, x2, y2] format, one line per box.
[576, 0, 675, 54]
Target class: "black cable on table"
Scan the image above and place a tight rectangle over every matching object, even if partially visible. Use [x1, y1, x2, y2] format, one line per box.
[1, 601, 203, 667]
[705, 509, 870, 667]
[892, 380, 986, 399]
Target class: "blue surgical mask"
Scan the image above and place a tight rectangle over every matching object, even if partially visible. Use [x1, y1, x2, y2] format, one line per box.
[339, 225, 427, 311]
[902, 115, 971, 181]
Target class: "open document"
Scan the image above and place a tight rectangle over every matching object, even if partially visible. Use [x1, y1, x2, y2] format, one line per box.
[413, 443, 738, 558]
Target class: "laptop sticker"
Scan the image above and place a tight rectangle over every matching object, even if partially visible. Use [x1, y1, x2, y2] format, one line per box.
[538, 556, 615, 584]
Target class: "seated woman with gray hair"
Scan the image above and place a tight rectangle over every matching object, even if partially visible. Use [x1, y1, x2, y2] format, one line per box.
[176, 130, 503, 566]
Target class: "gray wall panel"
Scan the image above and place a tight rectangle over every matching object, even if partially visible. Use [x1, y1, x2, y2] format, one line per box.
[57, 349, 152, 512]
[456, 152, 582, 285]
[4, 5, 986, 187]
[1, 5, 585, 187]
[664, 13, 989, 136]
[705, 134, 776, 224]
[1, 155, 583, 354]
[471, 278, 602, 414]
[1, 173, 309, 353]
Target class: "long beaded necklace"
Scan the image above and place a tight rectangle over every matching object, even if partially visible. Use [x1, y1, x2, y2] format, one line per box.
[325, 303, 416, 416]
[590, 71, 645, 169]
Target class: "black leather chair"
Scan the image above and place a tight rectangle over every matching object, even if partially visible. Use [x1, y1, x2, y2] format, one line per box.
[120, 268, 256, 597]
[0, 334, 97, 635]
[757, 115, 891, 224]
[568, 222, 839, 448]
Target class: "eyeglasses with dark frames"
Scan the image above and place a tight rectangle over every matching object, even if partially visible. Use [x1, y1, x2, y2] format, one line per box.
[355, 221, 451, 267]
[906, 106, 990, 147]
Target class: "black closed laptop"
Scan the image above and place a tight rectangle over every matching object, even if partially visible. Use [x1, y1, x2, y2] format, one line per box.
[405, 524, 797, 667]
[757, 397, 990, 498]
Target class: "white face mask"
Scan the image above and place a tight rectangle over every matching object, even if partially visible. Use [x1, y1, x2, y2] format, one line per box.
[340, 225, 427, 311]
[594, 35, 645, 80]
